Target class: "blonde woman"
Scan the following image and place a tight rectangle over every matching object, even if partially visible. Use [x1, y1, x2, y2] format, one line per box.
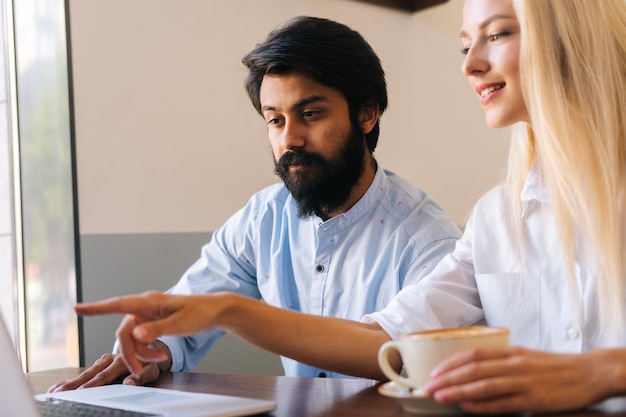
[75, 0, 626, 413]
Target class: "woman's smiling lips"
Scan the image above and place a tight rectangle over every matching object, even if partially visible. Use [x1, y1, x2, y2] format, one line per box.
[476, 82, 505, 105]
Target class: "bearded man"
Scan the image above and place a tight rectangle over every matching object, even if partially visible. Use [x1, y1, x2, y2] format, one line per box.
[50, 16, 460, 392]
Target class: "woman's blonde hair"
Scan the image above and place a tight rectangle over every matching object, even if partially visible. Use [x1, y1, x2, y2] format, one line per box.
[509, 0, 626, 343]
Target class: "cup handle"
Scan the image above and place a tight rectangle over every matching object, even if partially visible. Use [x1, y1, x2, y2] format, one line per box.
[378, 341, 414, 390]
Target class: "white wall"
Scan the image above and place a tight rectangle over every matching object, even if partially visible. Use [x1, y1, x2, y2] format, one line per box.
[69, 0, 511, 373]
[69, 0, 509, 235]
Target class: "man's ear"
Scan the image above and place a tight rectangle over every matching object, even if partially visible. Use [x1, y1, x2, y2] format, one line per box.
[358, 101, 380, 135]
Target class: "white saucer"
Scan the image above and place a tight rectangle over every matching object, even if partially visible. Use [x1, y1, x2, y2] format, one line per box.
[378, 382, 463, 415]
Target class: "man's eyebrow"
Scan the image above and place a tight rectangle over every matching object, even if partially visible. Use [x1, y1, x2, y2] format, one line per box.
[261, 95, 329, 112]
[460, 14, 516, 37]
[295, 95, 329, 108]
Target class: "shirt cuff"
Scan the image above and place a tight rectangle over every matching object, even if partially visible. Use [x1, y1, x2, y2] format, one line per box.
[159, 335, 185, 371]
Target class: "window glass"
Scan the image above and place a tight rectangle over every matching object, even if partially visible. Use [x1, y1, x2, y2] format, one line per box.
[0, 0, 17, 342]
[4, 0, 80, 371]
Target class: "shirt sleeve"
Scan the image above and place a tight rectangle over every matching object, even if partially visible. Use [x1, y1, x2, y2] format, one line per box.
[400, 234, 459, 288]
[157, 198, 264, 371]
[391, 187, 462, 288]
[363, 214, 484, 340]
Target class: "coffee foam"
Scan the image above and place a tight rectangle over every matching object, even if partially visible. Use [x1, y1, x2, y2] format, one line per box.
[405, 326, 508, 340]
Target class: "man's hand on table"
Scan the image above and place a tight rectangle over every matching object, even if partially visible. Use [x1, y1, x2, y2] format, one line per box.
[47, 341, 171, 393]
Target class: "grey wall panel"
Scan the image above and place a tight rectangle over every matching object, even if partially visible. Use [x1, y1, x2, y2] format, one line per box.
[80, 232, 283, 376]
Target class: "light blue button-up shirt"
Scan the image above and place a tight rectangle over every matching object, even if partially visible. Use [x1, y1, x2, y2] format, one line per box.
[159, 167, 460, 377]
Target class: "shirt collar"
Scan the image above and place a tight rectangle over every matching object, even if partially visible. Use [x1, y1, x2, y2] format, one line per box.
[520, 162, 550, 204]
[317, 166, 385, 229]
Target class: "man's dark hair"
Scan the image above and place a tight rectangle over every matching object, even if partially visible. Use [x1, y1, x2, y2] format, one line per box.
[242, 16, 387, 152]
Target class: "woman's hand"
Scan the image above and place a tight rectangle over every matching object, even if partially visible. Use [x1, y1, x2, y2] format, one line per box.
[75, 290, 394, 382]
[423, 346, 620, 413]
[75, 291, 225, 376]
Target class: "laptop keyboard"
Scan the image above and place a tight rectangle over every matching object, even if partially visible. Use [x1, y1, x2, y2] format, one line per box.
[37, 397, 162, 416]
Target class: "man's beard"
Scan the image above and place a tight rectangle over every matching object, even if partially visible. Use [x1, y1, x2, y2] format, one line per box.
[274, 126, 367, 220]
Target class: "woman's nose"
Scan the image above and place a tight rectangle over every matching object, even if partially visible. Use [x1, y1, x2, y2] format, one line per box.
[461, 45, 489, 76]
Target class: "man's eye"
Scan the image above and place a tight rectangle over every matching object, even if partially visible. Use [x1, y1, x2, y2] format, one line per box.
[460, 46, 470, 55]
[267, 118, 281, 125]
[302, 110, 318, 118]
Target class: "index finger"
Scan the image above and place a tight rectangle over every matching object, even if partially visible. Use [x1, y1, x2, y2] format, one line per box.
[75, 291, 164, 318]
[431, 347, 511, 377]
[116, 314, 149, 376]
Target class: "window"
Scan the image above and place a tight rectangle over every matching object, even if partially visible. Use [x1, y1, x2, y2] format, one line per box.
[0, 0, 17, 347]
[1, 0, 80, 371]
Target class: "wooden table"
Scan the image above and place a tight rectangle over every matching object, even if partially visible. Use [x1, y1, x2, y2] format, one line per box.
[26, 368, 626, 417]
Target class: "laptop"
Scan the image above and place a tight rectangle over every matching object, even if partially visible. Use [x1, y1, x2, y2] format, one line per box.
[0, 315, 276, 416]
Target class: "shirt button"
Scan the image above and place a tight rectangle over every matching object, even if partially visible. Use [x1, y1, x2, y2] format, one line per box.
[316, 264, 325, 273]
[318, 372, 327, 378]
[568, 328, 580, 339]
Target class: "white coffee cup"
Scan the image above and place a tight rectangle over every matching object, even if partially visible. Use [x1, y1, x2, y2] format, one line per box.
[378, 326, 509, 392]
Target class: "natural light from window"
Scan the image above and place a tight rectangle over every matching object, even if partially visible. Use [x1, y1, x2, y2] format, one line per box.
[2, 0, 80, 372]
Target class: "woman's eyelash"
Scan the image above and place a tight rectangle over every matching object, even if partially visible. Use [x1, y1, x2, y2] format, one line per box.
[490, 31, 511, 41]
[460, 30, 512, 55]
